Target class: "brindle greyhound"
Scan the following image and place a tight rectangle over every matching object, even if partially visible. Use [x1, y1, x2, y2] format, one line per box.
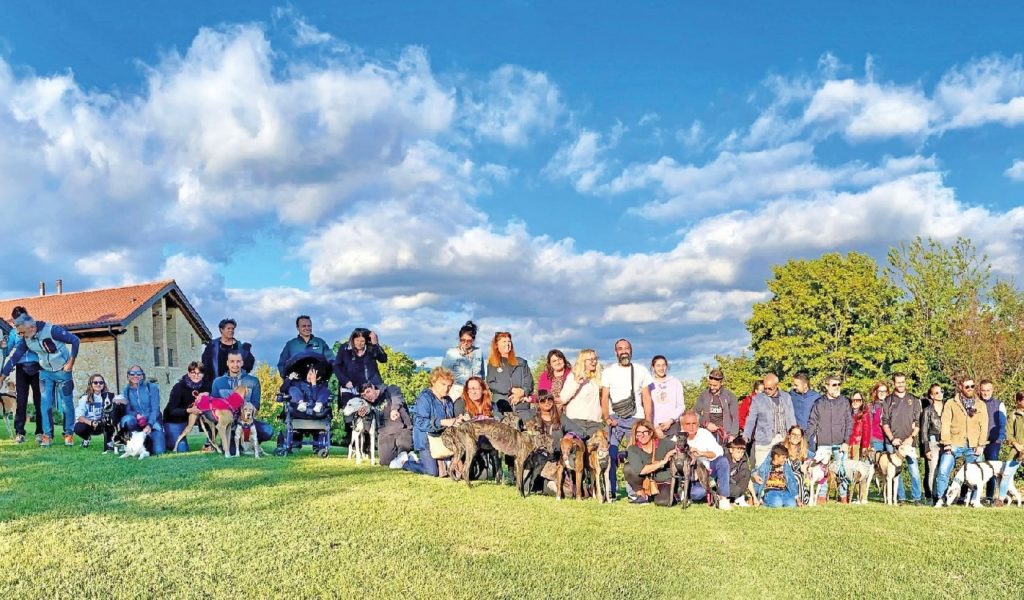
[456, 420, 544, 494]
[671, 436, 716, 508]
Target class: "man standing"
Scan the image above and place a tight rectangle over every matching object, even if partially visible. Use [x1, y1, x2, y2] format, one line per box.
[978, 379, 1006, 503]
[693, 368, 739, 444]
[277, 315, 335, 377]
[806, 375, 853, 503]
[882, 372, 923, 504]
[677, 410, 732, 510]
[600, 338, 653, 500]
[789, 372, 820, 431]
[0, 312, 79, 447]
[744, 373, 795, 468]
[212, 350, 273, 444]
[1, 306, 43, 444]
[201, 318, 255, 389]
[934, 376, 989, 507]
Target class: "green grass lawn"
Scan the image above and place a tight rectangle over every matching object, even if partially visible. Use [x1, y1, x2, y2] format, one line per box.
[2, 434, 1022, 599]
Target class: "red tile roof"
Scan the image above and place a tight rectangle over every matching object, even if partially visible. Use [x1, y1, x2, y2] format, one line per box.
[0, 281, 209, 339]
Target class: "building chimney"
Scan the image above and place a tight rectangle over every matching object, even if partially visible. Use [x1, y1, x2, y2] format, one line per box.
[56, 279, 63, 294]
[39, 281, 45, 296]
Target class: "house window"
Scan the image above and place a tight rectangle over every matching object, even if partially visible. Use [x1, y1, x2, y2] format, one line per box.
[167, 349, 176, 368]
[154, 347, 162, 367]
[191, 334, 196, 348]
[133, 326, 140, 342]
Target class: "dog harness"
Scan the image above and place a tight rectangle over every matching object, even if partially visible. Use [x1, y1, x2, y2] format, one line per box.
[240, 421, 254, 442]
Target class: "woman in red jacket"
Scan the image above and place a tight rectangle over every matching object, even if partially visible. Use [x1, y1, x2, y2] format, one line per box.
[847, 391, 870, 461]
[737, 380, 763, 439]
[868, 381, 890, 452]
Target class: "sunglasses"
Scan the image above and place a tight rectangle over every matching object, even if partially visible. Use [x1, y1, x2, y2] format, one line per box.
[539, 398, 554, 404]
[828, 383, 840, 388]
[963, 384, 975, 389]
[635, 429, 652, 436]
[709, 376, 723, 382]
[91, 381, 105, 385]
[459, 337, 474, 343]
[128, 371, 144, 377]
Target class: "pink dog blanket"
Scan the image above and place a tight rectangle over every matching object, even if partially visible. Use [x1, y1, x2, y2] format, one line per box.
[194, 392, 245, 413]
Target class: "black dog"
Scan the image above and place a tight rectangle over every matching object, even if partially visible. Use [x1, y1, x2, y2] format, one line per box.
[101, 397, 128, 452]
[520, 447, 551, 496]
[670, 437, 718, 508]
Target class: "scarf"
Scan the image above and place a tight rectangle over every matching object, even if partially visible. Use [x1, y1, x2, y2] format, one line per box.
[181, 374, 203, 391]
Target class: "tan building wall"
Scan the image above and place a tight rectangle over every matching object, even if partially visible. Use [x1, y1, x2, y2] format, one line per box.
[70, 295, 204, 408]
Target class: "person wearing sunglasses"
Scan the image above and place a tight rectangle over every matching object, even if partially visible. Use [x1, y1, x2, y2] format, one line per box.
[745, 373, 796, 469]
[934, 376, 989, 507]
[806, 374, 852, 503]
[72, 374, 114, 449]
[441, 321, 484, 400]
[1, 305, 43, 445]
[119, 365, 165, 454]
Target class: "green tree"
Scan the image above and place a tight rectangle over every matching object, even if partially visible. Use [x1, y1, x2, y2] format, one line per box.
[699, 353, 759, 399]
[252, 361, 284, 428]
[747, 252, 907, 393]
[887, 236, 991, 387]
[329, 341, 431, 405]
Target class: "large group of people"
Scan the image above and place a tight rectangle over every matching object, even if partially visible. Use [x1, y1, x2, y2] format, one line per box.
[3, 307, 1022, 509]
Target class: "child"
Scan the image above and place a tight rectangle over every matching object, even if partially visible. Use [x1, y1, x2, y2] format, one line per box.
[726, 436, 754, 507]
[848, 392, 870, 462]
[752, 444, 801, 508]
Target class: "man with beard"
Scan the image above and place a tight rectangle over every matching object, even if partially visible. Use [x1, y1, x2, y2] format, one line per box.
[600, 339, 653, 500]
[211, 350, 274, 445]
[934, 376, 989, 507]
[694, 368, 739, 444]
[881, 372, 923, 504]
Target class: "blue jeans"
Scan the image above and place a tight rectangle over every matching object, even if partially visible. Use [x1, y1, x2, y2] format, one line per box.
[607, 416, 636, 499]
[884, 442, 922, 501]
[870, 440, 885, 452]
[39, 370, 73, 437]
[934, 446, 978, 500]
[119, 414, 167, 454]
[404, 444, 439, 477]
[688, 455, 731, 501]
[763, 490, 798, 507]
[816, 446, 850, 499]
[163, 421, 190, 452]
[998, 459, 1021, 499]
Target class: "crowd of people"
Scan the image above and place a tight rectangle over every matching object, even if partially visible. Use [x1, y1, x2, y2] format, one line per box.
[3, 307, 1022, 509]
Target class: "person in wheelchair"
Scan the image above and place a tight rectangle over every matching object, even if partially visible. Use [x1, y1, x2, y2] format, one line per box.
[275, 352, 333, 455]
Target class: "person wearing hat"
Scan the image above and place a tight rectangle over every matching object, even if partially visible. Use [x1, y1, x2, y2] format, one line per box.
[693, 368, 739, 444]
[0, 311, 80, 447]
[201, 318, 255, 390]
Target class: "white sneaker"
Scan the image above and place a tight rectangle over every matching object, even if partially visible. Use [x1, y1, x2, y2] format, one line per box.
[718, 497, 733, 511]
[313, 402, 323, 413]
[296, 401, 307, 412]
[389, 452, 409, 469]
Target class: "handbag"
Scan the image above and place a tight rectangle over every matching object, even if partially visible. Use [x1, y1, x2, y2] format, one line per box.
[428, 433, 454, 459]
[641, 440, 661, 497]
[610, 366, 637, 419]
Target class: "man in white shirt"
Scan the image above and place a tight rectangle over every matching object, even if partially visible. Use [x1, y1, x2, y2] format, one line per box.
[677, 410, 732, 509]
[600, 338, 653, 499]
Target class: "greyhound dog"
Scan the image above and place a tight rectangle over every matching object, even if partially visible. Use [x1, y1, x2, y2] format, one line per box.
[456, 420, 543, 494]
[670, 437, 716, 508]
[556, 433, 587, 501]
[587, 430, 612, 503]
[871, 445, 911, 505]
[942, 460, 1018, 508]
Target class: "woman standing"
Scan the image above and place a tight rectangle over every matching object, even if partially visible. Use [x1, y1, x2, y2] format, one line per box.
[536, 350, 571, 404]
[334, 328, 387, 391]
[485, 332, 534, 423]
[649, 355, 685, 437]
[163, 362, 207, 452]
[868, 381, 890, 452]
[441, 321, 484, 400]
[919, 383, 945, 502]
[558, 349, 604, 439]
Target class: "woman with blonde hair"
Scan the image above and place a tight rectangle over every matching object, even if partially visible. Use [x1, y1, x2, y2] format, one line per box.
[403, 368, 466, 476]
[559, 349, 605, 439]
[622, 418, 678, 505]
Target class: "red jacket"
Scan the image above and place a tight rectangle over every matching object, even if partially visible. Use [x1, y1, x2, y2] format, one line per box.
[738, 393, 754, 433]
[848, 409, 871, 449]
[868, 402, 885, 444]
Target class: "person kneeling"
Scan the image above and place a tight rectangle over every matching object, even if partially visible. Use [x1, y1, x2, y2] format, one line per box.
[726, 436, 755, 507]
[678, 410, 732, 510]
[753, 445, 802, 508]
[623, 419, 678, 505]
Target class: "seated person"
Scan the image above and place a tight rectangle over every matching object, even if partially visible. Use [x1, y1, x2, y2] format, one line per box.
[211, 349, 273, 444]
[623, 419, 678, 505]
[752, 444, 802, 508]
[678, 410, 732, 510]
[120, 365, 165, 454]
[276, 365, 331, 452]
[404, 368, 464, 477]
[355, 383, 413, 468]
[726, 436, 754, 507]
[73, 374, 114, 449]
[163, 362, 207, 452]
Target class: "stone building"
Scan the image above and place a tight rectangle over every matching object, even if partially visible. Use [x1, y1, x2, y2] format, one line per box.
[0, 280, 211, 406]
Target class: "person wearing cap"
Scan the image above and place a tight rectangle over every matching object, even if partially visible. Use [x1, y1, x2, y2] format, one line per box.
[2, 306, 45, 445]
[277, 315, 335, 378]
[119, 364, 165, 454]
[693, 368, 739, 444]
[201, 318, 255, 390]
[0, 311, 80, 447]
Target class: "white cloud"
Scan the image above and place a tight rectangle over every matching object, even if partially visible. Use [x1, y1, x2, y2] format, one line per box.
[544, 122, 626, 193]
[465, 65, 563, 146]
[1006, 159, 1024, 182]
[803, 78, 936, 141]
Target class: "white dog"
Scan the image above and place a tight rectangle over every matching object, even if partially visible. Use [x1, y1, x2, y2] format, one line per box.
[943, 460, 1017, 508]
[120, 431, 150, 460]
[802, 448, 833, 506]
[344, 398, 377, 466]
[872, 445, 912, 506]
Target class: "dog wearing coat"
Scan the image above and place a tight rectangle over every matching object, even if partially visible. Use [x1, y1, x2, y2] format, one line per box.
[171, 390, 220, 453]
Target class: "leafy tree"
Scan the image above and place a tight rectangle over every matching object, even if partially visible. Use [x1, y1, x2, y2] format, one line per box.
[747, 252, 907, 393]
[252, 361, 284, 429]
[699, 353, 760, 399]
[329, 341, 431, 406]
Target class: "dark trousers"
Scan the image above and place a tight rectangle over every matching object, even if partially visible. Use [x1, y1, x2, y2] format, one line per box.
[378, 428, 413, 465]
[623, 471, 674, 506]
[72, 422, 111, 445]
[985, 442, 1002, 499]
[14, 363, 43, 436]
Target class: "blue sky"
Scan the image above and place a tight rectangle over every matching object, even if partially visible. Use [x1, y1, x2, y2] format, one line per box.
[2, 2, 1024, 378]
